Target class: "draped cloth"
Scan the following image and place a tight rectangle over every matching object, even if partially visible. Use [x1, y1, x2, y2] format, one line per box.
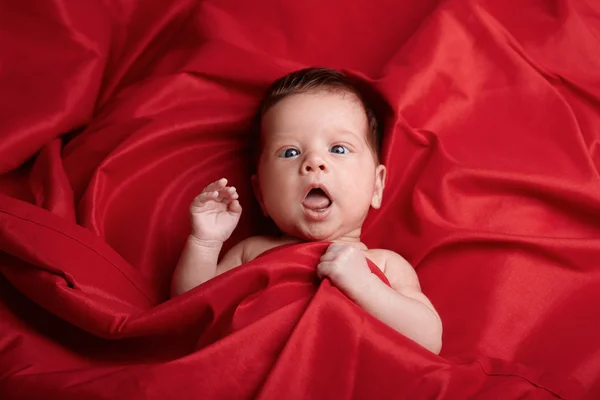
[1, 1, 599, 398]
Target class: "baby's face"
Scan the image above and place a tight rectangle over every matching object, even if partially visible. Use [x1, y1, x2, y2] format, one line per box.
[253, 91, 386, 241]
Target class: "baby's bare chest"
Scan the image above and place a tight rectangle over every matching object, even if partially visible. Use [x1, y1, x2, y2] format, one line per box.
[244, 237, 299, 263]
[245, 238, 387, 274]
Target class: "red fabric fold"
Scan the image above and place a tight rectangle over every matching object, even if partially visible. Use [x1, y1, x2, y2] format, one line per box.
[1, 0, 600, 398]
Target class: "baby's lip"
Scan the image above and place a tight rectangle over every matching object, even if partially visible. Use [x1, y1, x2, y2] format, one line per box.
[303, 183, 333, 201]
[302, 202, 332, 221]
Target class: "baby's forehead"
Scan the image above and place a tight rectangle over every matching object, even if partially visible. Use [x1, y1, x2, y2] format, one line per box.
[273, 89, 364, 111]
[262, 91, 367, 129]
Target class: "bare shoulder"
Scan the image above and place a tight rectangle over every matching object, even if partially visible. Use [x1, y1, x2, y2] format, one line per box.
[241, 235, 298, 263]
[371, 249, 421, 291]
[215, 236, 272, 275]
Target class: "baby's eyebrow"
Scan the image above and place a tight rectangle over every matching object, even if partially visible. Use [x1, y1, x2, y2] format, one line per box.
[266, 136, 299, 148]
[266, 129, 364, 144]
[333, 130, 367, 144]
[336, 130, 362, 138]
[269, 133, 298, 142]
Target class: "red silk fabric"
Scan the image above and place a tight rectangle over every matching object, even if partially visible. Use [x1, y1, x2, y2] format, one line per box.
[1, 0, 599, 398]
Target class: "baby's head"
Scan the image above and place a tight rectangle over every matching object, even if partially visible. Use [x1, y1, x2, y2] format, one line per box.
[252, 67, 386, 241]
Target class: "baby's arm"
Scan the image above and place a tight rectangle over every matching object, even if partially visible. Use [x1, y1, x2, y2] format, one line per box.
[171, 237, 245, 297]
[171, 178, 244, 297]
[368, 251, 442, 353]
[318, 244, 442, 354]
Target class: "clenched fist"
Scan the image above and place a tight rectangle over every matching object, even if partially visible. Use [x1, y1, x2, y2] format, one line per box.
[317, 243, 372, 295]
[190, 178, 242, 242]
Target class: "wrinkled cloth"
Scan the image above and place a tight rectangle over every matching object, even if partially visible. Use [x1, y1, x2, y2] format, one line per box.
[1, 0, 600, 399]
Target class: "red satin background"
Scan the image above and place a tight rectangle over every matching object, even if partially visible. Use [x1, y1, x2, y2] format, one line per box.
[1, 0, 599, 398]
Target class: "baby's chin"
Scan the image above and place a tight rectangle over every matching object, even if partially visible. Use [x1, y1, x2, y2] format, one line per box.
[282, 225, 339, 242]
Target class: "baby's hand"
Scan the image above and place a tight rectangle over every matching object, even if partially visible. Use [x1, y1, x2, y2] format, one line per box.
[189, 178, 242, 243]
[317, 243, 372, 295]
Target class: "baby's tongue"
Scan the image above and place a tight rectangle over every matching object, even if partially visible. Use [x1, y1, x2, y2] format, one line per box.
[302, 191, 330, 210]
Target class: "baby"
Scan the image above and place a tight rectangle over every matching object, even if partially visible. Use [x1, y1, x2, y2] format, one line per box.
[171, 68, 442, 354]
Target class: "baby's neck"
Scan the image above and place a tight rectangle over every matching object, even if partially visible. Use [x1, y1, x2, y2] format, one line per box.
[331, 237, 368, 251]
[281, 231, 368, 251]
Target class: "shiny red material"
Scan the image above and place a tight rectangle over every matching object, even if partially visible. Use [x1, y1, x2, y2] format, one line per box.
[1, 0, 599, 398]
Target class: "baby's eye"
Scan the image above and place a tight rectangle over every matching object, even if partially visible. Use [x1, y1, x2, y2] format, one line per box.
[330, 145, 349, 155]
[279, 148, 300, 158]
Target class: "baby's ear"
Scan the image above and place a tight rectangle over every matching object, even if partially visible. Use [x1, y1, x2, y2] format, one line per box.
[251, 174, 269, 216]
[371, 164, 387, 209]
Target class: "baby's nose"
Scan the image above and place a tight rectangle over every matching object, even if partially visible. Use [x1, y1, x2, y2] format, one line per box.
[304, 163, 326, 172]
[301, 155, 327, 173]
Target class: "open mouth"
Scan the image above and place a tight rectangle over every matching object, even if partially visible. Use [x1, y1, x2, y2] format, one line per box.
[302, 187, 332, 213]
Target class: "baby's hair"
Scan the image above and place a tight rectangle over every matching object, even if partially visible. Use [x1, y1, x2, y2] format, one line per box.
[254, 67, 382, 162]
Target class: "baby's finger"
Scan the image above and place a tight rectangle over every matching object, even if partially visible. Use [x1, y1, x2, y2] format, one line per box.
[327, 242, 349, 252]
[204, 178, 228, 193]
[317, 261, 337, 279]
[202, 190, 220, 200]
[228, 186, 240, 199]
[219, 196, 235, 205]
[192, 190, 218, 205]
[323, 243, 344, 257]
[217, 186, 239, 200]
[319, 251, 338, 262]
[316, 262, 329, 279]
[228, 199, 242, 214]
